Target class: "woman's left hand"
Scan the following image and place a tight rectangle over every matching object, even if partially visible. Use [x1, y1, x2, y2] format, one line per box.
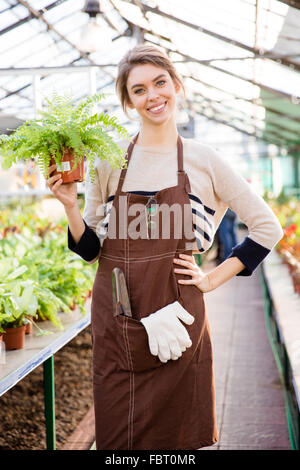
[173, 253, 213, 293]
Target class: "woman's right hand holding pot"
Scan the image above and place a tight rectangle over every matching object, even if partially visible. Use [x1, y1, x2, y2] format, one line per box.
[46, 163, 86, 244]
[46, 164, 78, 209]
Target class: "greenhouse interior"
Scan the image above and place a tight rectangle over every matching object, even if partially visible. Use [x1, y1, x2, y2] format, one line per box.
[0, 0, 299, 452]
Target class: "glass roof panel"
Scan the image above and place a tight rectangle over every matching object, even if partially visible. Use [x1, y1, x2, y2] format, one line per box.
[0, 3, 28, 29]
[0, 0, 299, 151]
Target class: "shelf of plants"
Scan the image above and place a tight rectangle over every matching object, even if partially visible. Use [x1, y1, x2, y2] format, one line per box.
[261, 194, 300, 450]
[0, 200, 97, 449]
[0, 200, 97, 343]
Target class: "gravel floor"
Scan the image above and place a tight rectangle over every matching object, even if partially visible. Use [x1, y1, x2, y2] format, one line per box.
[0, 326, 93, 450]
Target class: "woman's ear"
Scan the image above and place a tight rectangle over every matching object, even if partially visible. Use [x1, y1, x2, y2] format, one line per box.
[174, 80, 181, 94]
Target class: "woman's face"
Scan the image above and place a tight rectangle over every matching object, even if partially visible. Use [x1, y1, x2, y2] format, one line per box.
[126, 63, 180, 126]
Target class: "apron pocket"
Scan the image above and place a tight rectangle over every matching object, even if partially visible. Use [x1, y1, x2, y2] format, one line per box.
[115, 315, 165, 373]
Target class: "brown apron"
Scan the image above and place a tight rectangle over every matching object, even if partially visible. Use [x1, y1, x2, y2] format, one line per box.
[91, 134, 218, 450]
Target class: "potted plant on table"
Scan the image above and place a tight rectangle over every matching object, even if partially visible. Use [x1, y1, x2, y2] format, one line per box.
[0, 92, 131, 183]
[0, 293, 28, 351]
[0, 277, 40, 350]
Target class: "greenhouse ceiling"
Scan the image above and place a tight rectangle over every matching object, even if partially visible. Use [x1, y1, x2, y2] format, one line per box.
[0, 0, 300, 152]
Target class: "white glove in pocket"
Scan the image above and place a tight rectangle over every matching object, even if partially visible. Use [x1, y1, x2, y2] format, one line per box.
[140, 301, 194, 363]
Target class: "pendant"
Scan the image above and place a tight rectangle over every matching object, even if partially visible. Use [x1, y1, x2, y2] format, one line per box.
[145, 197, 158, 239]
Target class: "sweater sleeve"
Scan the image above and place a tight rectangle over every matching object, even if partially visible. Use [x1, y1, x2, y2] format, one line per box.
[210, 148, 284, 276]
[68, 219, 100, 262]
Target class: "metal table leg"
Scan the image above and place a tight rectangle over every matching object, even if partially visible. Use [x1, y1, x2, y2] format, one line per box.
[43, 355, 56, 450]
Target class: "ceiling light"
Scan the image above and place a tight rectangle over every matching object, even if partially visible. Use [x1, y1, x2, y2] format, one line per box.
[78, 0, 111, 53]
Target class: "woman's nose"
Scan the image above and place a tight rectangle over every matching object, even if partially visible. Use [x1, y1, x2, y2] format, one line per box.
[148, 87, 160, 100]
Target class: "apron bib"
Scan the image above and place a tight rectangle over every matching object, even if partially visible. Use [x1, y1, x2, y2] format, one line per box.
[91, 134, 218, 450]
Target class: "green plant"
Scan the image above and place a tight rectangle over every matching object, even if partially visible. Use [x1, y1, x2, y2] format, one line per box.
[0, 291, 23, 332]
[0, 202, 100, 333]
[0, 278, 39, 330]
[0, 92, 131, 182]
[0, 205, 98, 331]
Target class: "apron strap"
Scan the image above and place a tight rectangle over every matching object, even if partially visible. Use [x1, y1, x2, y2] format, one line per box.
[176, 134, 190, 191]
[115, 133, 139, 197]
[177, 134, 184, 173]
[115, 132, 186, 197]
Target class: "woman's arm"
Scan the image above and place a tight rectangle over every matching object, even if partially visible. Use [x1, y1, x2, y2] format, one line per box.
[207, 256, 246, 290]
[173, 253, 245, 292]
[65, 204, 85, 244]
[66, 206, 101, 264]
[46, 164, 101, 263]
[174, 145, 284, 289]
[209, 149, 283, 276]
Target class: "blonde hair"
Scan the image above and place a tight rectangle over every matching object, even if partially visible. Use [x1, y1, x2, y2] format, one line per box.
[115, 44, 186, 119]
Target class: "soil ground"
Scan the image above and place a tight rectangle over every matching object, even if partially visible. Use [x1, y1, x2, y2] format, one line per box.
[0, 326, 93, 450]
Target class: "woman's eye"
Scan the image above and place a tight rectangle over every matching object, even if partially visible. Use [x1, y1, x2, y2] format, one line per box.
[134, 80, 166, 94]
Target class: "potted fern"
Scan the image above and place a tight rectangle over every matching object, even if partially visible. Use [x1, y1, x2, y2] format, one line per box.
[0, 92, 131, 183]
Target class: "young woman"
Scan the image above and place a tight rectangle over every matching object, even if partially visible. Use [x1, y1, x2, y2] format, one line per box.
[47, 44, 283, 450]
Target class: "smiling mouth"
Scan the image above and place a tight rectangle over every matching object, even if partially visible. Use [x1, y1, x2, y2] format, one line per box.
[147, 101, 167, 114]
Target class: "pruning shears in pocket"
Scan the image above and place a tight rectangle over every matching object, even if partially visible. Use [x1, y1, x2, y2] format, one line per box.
[112, 267, 132, 317]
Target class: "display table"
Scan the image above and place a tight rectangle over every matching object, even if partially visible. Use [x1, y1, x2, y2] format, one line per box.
[262, 250, 300, 449]
[0, 298, 91, 449]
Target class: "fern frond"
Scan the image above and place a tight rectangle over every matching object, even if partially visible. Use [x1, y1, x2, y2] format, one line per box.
[0, 91, 130, 179]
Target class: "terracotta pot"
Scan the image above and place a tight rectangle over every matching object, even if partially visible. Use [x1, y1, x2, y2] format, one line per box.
[49, 148, 84, 183]
[3, 325, 26, 350]
[24, 315, 35, 334]
[25, 321, 33, 335]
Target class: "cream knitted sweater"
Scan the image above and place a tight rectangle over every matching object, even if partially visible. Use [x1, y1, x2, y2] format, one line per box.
[69, 136, 283, 276]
